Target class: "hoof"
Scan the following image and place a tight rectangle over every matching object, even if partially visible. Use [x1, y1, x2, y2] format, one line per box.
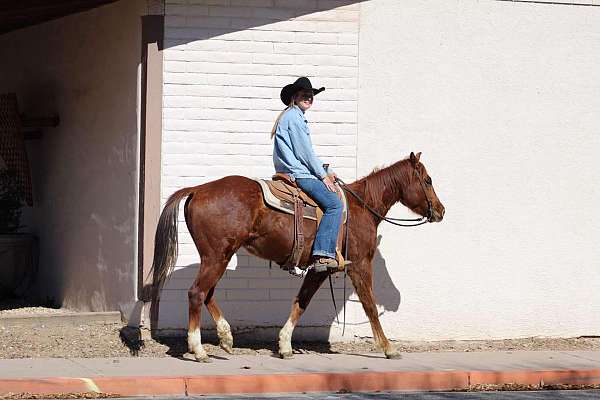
[194, 354, 212, 363]
[220, 342, 234, 354]
[279, 351, 294, 359]
[385, 351, 402, 360]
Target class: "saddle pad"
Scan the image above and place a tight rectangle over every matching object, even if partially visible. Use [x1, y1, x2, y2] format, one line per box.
[254, 178, 347, 223]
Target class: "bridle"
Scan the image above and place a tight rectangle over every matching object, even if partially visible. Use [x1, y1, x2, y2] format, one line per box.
[413, 166, 434, 223]
[336, 165, 433, 227]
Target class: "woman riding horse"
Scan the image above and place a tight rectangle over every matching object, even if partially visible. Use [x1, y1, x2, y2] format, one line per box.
[271, 77, 342, 271]
[150, 77, 445, 361]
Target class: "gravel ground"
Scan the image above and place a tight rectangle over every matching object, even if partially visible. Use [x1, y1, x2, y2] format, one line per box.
[1, 305, 599, 359]
[0, 299, 74, 316]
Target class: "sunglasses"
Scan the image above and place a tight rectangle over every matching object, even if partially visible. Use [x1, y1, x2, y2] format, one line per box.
[298, 92, 314, 101]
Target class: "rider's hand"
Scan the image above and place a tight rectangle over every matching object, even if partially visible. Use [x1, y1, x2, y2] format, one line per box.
[322, 175, 336, 192]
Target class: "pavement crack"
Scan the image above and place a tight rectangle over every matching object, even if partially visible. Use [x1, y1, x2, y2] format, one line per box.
[65, 358, 100, 376]
[557, 351, 600, 363]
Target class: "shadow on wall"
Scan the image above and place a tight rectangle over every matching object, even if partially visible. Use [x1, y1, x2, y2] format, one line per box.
[160, 0, 365, 51]
[142, 0, 375, 356]
[150, 235, 400, 356]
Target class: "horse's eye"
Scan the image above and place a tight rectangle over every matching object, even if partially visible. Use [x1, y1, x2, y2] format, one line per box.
[425, 176, 432, 185]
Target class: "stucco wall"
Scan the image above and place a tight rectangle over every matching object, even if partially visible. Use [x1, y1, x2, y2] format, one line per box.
[357, 0, 600, 339]
[0, 0, 146, 311]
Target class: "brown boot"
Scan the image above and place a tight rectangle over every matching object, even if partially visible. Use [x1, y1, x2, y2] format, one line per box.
[312, 257, 338, 272]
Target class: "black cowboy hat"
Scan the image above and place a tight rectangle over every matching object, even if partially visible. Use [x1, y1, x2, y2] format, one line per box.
[280, 77, 325, 106]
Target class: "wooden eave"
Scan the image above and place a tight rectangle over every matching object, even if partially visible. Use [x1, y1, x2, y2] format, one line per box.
[0, 0, 119, 35]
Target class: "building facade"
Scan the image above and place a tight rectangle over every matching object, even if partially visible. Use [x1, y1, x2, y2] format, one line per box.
[1, 0, 599, 341]
[156, 0, 600, 340]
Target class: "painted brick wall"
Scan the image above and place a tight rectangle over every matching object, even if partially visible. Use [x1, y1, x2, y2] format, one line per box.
[159, 0, 360, 333]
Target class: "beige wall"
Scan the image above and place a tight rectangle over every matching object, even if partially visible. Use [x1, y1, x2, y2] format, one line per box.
[358, 0, 600, 339]
[0, 0, 146, 311]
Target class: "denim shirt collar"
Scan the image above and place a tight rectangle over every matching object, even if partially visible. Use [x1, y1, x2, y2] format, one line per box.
[291, 105, 305, 116]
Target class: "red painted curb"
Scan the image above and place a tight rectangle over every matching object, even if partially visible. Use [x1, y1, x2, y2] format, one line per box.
[186, 371, 469, 394]
[0, 369, 599, 396]
[94, 377, 186, 396]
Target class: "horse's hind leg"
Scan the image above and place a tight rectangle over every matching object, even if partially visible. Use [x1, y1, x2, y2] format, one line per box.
[188, 259, 227, 362]
[205, 292, 233, 354]
[278, 270, 329, 359]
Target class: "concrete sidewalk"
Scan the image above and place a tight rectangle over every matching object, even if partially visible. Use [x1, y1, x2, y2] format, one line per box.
[1, 351, 599, 396]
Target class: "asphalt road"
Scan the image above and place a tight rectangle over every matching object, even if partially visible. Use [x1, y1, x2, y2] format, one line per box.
[116, 390, 600, 399]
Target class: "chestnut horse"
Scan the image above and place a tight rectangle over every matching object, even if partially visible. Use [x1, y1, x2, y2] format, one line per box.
[151, 152, 444, 362]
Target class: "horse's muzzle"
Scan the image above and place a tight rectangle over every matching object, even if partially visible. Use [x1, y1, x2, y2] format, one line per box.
[430, 205, 445, 222]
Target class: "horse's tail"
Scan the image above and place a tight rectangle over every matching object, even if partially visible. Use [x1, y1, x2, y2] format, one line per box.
[149, 186, 196, 294]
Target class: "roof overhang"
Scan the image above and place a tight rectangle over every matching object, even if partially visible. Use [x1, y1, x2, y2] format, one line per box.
[0, 0, 119, 35]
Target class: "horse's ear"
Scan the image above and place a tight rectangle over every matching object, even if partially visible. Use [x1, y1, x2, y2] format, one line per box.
[410, 152, 421, 165]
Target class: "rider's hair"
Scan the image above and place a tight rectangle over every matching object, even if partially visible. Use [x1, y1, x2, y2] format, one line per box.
[270, 96, 296, 139]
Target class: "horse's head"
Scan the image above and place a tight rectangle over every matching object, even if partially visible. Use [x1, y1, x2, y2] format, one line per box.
[402, 152, 445, 222]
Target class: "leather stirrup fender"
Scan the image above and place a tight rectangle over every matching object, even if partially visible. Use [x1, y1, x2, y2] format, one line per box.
[283, 193, 305, 269]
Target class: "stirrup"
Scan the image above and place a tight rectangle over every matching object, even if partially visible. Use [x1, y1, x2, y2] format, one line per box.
[288, 266, 306, 277]
[311, 257, 339, 273]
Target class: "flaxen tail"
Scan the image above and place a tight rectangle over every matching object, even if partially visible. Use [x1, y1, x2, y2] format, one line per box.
[149, 187, 195, 294]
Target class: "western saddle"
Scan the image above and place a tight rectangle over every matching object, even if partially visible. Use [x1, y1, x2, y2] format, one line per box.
[254, 173, 348, 272]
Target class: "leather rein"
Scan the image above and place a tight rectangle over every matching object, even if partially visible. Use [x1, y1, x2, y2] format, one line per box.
[335, 166, 433, 227]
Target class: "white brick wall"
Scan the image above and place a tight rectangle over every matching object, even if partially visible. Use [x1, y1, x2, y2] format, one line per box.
[159, 0, 359, 332]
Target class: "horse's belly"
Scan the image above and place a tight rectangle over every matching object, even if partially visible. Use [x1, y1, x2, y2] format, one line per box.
[245, 207, 316, 265]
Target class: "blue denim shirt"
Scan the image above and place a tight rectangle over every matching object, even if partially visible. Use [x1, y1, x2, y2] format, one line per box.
[273, 106, 327, 181]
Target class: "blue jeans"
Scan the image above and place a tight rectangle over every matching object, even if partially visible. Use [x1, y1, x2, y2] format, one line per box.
[296, 178, 343, 259]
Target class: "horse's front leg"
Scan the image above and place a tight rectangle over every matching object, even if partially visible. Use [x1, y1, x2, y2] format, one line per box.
[279, 269, 329, 358]
[347, 260, 401, 359]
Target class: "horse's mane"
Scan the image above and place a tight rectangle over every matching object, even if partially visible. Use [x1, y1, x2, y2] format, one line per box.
[351, 158, 413, 208]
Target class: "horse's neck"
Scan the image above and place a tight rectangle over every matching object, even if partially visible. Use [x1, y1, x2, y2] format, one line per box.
[374, 186, 404, 222]
[348, 177, 404, 224]
[352, 160, 413, 222]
